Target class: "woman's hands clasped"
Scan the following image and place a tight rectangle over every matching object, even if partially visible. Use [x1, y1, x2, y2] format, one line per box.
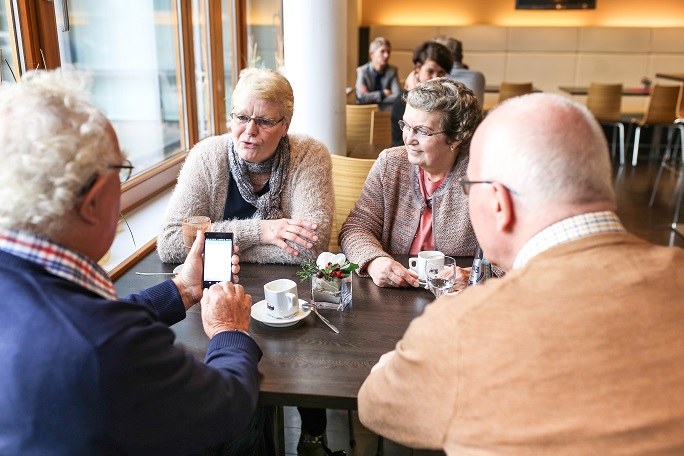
[260, 218, 319, 257]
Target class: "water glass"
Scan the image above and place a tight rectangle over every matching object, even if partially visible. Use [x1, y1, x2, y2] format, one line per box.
[426, 256, 456, 297]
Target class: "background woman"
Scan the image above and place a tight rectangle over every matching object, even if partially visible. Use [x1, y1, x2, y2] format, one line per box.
[340, 78, 481, 288]
[158, 67, 333, 265]
[391, 40, 454, 146]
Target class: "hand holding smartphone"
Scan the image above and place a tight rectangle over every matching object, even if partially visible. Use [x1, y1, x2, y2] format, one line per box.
[203, 232, 234, 287]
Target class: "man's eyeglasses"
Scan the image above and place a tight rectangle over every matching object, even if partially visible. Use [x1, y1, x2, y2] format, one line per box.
[398, 120, 445, 138]
[458, 178, 519, 196]
[79, 159, 134, 196]
[110, 159, 134, 184]
[230, 113, 285, 129]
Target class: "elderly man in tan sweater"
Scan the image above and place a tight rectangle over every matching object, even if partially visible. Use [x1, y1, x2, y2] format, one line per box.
[358, 93, 684, 454]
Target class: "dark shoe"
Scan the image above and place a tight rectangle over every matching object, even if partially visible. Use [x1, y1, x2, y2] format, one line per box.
[297, 431, 345, 456]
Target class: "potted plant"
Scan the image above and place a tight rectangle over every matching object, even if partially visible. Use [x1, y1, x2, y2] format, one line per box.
[297, 252, 358, 310]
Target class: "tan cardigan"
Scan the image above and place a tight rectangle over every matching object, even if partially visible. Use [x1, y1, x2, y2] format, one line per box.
[358, 232, 684, 454]
[157, 133, 333, 264]
[339, 147, 477, 274]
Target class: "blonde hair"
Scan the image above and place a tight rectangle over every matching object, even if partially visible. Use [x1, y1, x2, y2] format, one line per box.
[369, 37, 391, 54]
[232, 67, 294, 119]
[0, 69, 118, 238]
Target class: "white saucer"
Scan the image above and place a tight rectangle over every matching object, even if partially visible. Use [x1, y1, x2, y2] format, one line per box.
[173, 264, 183, 274]
[251, 299, 311, 328]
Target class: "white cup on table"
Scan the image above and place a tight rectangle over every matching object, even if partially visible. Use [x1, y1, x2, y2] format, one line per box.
[408, 251, 445, 283]
[264, 279, 299, 319]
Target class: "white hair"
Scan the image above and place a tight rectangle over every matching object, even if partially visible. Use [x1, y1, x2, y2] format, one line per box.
[478, 93, 615, 209]
[0, 69, 118, 238]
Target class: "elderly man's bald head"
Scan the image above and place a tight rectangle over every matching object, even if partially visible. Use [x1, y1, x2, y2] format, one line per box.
[471, 93, 616, 210]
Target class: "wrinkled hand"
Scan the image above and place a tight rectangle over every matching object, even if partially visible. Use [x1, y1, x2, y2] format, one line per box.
[367, 257, 420, 288]
[173, 231, 241, 310]
[260, 218, 319, 257]
[452, 266, 470, 292]
[201, 281, 252, 339]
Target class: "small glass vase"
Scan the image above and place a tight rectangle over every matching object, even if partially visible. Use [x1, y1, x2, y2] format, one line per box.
[311, 275, 352, 310]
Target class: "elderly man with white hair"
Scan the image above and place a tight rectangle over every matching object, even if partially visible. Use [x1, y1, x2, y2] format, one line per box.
[358, 93, 684, 454]
[0, 70, 264, 455]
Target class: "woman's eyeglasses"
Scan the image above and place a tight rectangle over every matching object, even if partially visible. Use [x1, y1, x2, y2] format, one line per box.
[398, 120, 445, 138]
[230, 113, 285, 129]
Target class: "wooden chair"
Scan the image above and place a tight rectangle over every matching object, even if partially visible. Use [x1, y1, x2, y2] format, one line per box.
[370, 110, 392, 150]
[629, 84, 680, 166]
[586, 83, 625, 166]
[346, 104, 378, 156]
[497, 82, 534, 104]
[329, 154, 376, 252]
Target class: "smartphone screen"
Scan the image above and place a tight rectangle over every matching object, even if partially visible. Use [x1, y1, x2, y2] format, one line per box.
[203, 232, 233, 287]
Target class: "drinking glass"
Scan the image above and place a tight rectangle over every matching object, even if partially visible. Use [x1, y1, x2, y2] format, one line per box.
[426, 256, 456, 298]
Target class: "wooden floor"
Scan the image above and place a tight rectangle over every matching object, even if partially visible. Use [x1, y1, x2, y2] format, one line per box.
[283, 154, 684, 455]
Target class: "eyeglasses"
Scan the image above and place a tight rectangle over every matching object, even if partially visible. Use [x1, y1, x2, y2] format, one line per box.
[230, 113, 285, 129]
[398, 120, 445, 138]
[79, 159, 134, 196]
[110, 158, 134, 184]
[458, 178, 519, 196]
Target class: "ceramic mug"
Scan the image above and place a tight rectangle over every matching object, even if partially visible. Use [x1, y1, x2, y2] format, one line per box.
[408, 251, 445, 282]
[264, 279, 299, 319]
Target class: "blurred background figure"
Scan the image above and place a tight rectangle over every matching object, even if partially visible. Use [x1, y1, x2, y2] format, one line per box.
[434, 35, 485, 108]
[391, 41, 454, 146]
[355, 36, 401, 111]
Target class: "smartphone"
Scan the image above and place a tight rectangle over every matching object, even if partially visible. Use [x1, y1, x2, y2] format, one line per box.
[202, 232, 234, 287]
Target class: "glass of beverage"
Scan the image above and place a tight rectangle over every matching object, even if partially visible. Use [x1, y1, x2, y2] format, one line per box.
[426, 256, 456, 298]
[182, 216, 211, 253]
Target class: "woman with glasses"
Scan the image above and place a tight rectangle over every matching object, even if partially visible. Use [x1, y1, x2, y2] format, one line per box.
[158, 67, 333, 266]
[157, 67, 335, 456]
[340, 78, 482, 288]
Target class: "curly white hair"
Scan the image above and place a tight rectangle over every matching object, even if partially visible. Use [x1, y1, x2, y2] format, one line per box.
[0, 69, 119, 239]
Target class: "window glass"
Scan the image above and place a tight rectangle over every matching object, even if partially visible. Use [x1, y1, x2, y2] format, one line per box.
[192, 0, 210, 139]
[0, 0, 16, 84]
[221, 0, 235, 123]
[53, 0, 182, 176]
[245, 0, 283, 71]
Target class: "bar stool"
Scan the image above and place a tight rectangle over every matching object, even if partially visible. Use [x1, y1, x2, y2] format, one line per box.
[586, 83, 625, 166]
[628, 84, 679, 166]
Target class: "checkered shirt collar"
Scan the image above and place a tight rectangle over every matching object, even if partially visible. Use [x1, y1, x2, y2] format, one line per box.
[0, 228, 117, 301]
[513, 211, 625, 270]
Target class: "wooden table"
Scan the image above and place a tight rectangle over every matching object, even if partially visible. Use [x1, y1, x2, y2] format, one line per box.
[559, 86, 652, 96]
[116, 253, 471, 401]
[656, 73, 684, 82]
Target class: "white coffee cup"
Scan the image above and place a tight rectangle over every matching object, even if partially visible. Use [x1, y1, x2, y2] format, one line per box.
[408, 251, 446, 282]
[264, 279, 299, 319]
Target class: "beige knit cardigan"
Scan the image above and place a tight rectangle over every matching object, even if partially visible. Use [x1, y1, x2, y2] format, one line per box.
[157, 133, 333, 264]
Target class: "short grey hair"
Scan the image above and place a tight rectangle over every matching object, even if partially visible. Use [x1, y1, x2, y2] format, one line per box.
[232, 67, 294, 120]
[480, 93, 615, 208]
[405, 78, 482, 153]
[0, 69, 118, 238]
[369, 37, 391, 54]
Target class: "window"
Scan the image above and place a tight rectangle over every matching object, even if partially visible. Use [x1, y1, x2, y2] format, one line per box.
[0, 0, 16, 84]
[53, 1, 184, 176]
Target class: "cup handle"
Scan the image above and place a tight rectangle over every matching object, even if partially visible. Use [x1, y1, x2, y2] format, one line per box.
[286, 292, 298, 311]
[408, 258, 418, 270]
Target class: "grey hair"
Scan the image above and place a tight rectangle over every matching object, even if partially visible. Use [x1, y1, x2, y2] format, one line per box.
[369, 37, 391, 54]
[0, 69, 118, 238]
[405, 78, 482, 152]
[232, 67, 294, 120]
[480, 93, 615, 208]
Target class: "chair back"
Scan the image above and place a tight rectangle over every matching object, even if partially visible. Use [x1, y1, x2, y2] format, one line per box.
[498, 82, 533, 103]
[676, 84, 684, 120]
[329, 154, 376, 252]
[370, 110, 392, 150]
[346, 104, 378, 155]
[642, 84, 679, 124]
[587, 83, 622, 122]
